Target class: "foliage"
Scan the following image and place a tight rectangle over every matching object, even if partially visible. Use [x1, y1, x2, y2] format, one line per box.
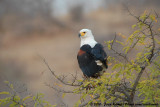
[0, 81, 56, 107]
[72, 10, 160, 106]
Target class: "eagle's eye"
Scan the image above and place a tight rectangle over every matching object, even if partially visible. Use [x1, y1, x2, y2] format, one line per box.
[80, 31, 86, 36]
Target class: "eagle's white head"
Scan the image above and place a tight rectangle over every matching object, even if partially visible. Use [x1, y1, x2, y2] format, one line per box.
[79, 29, 97, 48]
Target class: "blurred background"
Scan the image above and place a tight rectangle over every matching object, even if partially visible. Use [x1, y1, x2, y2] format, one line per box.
[0, 0, 160, 106]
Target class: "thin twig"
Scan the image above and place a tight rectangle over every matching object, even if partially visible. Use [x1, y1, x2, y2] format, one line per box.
[45, 83, 75, 93]
[39, 55, 80, 87]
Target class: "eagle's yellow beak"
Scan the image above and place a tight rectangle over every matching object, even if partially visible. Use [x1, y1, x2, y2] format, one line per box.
[80, 32, 86, 36]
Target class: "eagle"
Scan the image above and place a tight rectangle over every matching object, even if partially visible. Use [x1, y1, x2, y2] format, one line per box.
[77, 29, 108, 78]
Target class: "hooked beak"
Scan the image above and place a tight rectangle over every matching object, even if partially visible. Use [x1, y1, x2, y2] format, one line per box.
[78, 33, 81, 37]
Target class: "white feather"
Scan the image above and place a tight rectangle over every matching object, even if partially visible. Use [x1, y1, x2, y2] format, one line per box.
[95, 60, 103, 65]
[80, 37, 97, 48]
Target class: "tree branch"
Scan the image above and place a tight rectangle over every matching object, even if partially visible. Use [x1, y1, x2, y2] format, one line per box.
[40, 56, 80, 87]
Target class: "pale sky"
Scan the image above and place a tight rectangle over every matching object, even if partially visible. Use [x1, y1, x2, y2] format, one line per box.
[52, 0, 104, 16]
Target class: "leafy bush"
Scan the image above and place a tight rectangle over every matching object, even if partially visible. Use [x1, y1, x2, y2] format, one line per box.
[0, 81, 56, 107]
[73, 10, 160, 106]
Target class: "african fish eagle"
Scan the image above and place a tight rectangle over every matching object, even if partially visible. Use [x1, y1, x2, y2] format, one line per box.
[77, 29, 108, 78]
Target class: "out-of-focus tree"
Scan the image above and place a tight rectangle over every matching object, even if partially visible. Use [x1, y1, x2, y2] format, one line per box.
[102, 0, 160, 8]
[0, 0, 56, 37]
[69, 5, 84, 22]
[0, 0, 53, 18]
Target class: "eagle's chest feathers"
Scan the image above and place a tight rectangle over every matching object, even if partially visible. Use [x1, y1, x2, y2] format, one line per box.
[80, 38, 97, 48]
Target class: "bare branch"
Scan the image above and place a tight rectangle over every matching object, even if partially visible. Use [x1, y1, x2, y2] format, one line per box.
[110, 33, 131, 64]
[39, 55, 80, 87]
[70, 70, 79, 85]
[44, 83, 74, 94]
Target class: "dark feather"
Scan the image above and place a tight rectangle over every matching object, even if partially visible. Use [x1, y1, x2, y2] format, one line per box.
[77, 44, 108, 78]
[91, 43, 108, 68]
[77, 45, 102, 77]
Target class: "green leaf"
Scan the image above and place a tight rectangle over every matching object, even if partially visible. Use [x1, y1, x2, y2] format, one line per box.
[84, 82, 90, 87]
[0, 92, 10, 95]
[123, 46, 130, 54]
[149, 14, 157, 22]
[22, 95, 32, 102]
[154, 38, 160, 44]
[9, 102, 18, 107]
[34, 102, 38, 107]
[4, 81, 9, 84]
[14, 96, 20, 102]
[62, 93, 66, 98]
[116, 40, 124, 46]
[132, 24, 136, 29]
[112, 64, 121, 70]
[115, 73, 120, 78]
[10, 84, 14, 89]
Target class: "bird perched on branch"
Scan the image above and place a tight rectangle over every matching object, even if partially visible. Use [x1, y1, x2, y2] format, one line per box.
[77, 29, 108, 78]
